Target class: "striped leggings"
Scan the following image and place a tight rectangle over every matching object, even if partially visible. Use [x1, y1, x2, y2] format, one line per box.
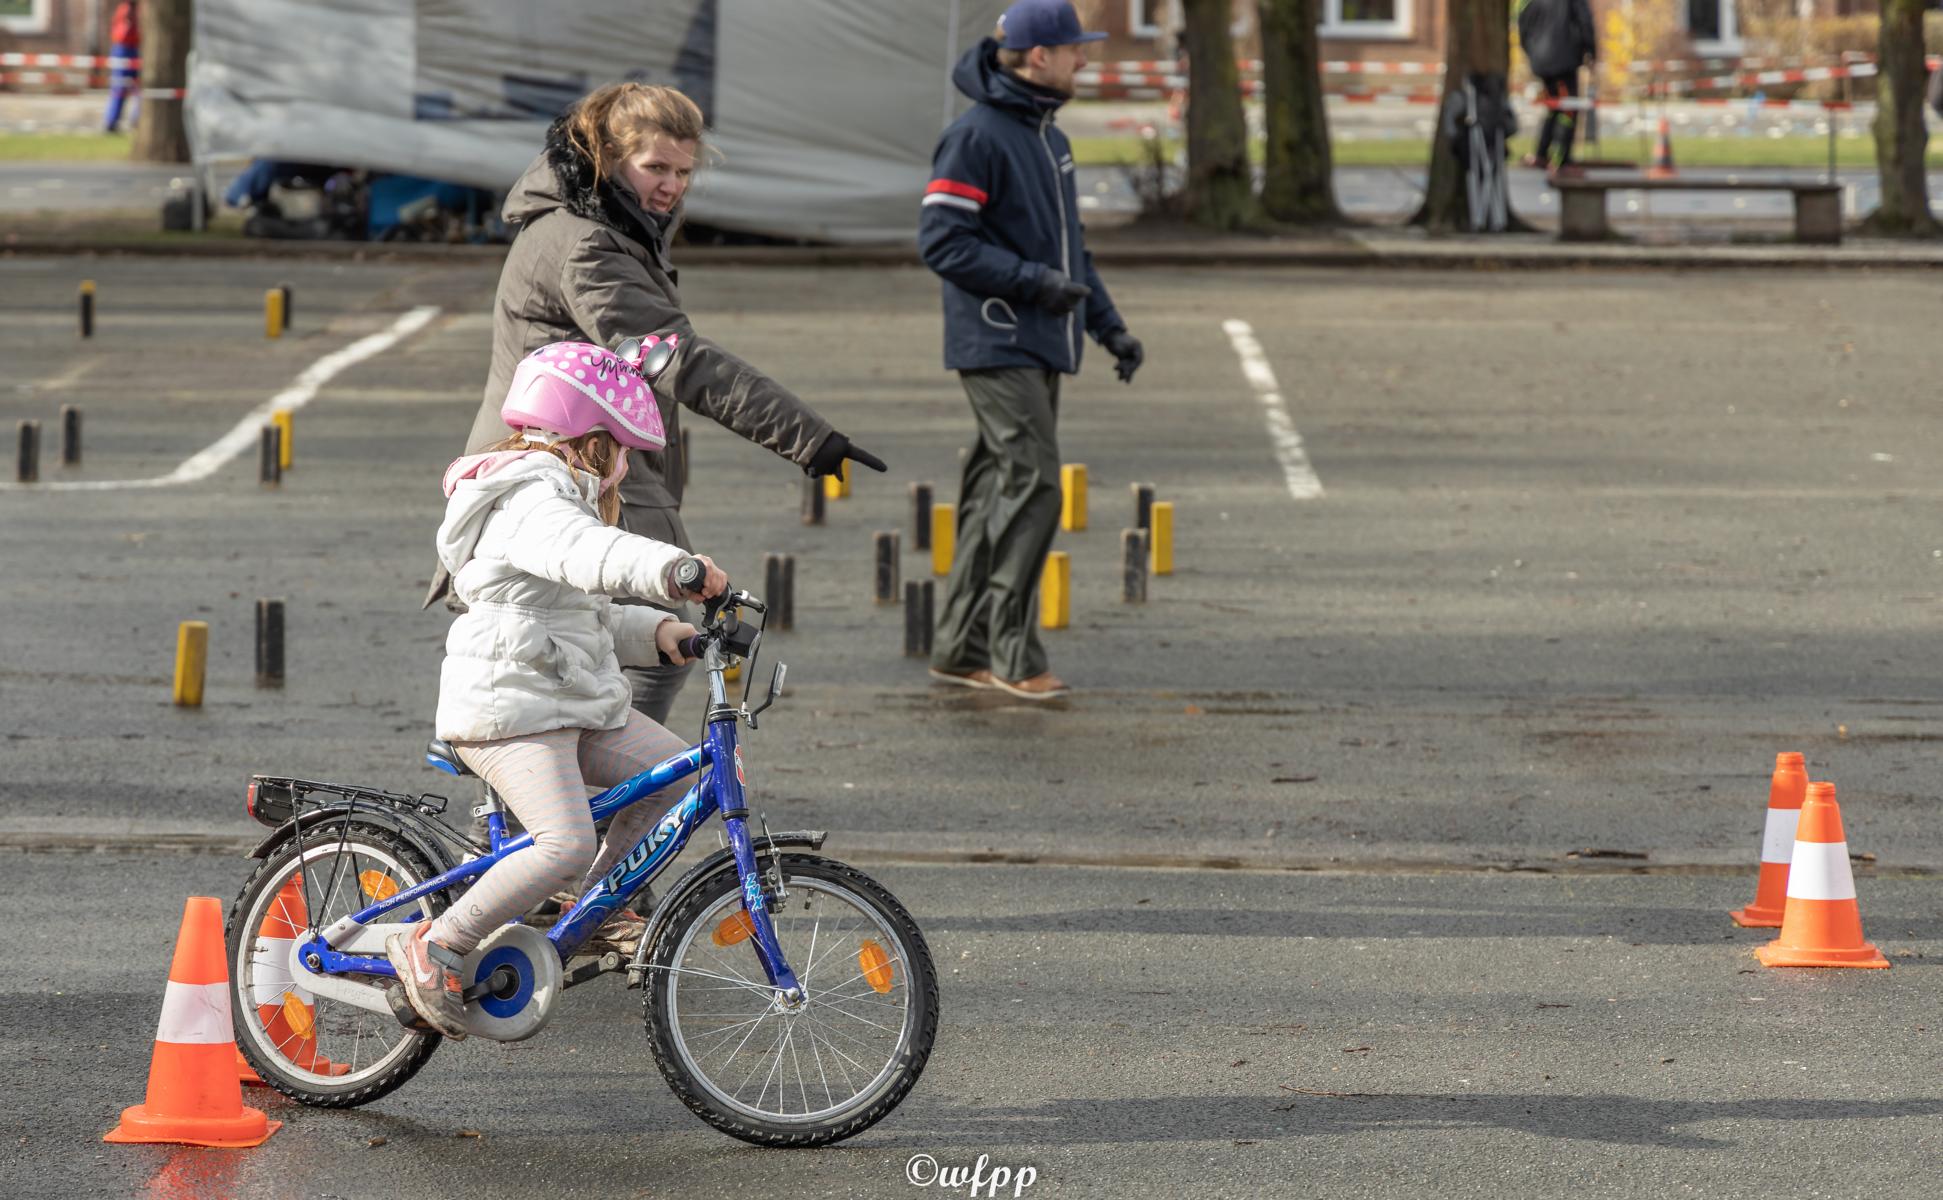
[428, 711, 688, 954]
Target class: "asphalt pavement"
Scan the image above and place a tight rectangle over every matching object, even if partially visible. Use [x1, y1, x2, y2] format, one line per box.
[2, 256, 1939, 1197]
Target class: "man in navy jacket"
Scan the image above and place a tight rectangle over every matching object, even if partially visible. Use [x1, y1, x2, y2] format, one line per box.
[919, 0, 1144, 702]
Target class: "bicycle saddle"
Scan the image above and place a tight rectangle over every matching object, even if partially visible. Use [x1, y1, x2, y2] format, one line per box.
[425, 738, 473, 777]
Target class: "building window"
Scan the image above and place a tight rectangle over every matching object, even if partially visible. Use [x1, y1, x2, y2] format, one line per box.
[0, 0, 52, 36]
[1129, 0, 1250, 41]
[1686, 0, 1743, 53]
[1320, 0, 1411, 40]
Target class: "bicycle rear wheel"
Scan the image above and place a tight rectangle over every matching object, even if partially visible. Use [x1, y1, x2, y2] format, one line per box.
[225, 822, 445, 1106]
[644, 854, 939, 1146]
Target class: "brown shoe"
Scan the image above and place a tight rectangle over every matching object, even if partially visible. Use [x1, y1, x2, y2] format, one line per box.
[928, 666, 994, 689]
[993, 672, 1071, 701]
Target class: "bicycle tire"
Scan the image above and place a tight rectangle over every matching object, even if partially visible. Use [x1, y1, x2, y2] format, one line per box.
[225, 820, 445, 1107]
[643, 854, 939, 1146]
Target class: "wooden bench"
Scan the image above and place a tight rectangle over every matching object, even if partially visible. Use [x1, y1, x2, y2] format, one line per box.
[1551, 175, 1843, 245]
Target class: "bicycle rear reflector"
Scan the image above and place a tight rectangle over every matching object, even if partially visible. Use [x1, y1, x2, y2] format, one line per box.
[358, 871, 399, 902]
[711, 911, 755, 947]
[281, 992, 316, 1040]
[859, 939, 895, 994]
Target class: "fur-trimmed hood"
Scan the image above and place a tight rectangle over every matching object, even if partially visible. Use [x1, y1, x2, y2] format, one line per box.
[501, 115, 676, 251]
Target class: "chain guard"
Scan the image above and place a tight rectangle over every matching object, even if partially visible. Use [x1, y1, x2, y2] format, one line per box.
[454, 923, 561, 1042]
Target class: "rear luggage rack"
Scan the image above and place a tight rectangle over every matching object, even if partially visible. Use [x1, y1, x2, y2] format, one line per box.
[248, 775, 448, 828]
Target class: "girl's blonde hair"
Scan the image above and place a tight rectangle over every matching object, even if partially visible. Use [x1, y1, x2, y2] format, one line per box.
[485, 429, 625, 526]
[566, 82, 707, 185]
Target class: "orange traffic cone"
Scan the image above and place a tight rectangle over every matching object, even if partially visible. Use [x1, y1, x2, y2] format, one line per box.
[1729, 752, 1808, 928]
[1756, 783, 1889, 969]
[105, 897, 282, 1147]
[1647, 117, 1677, 179]
[239, 875, 347, 1084]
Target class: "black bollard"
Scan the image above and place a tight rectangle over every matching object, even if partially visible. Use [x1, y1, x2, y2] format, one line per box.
[801, 475, 825, 526]
[278, 283, 293, 329]
[764, 553, 783, 614]
[903, 582, 924, 656]
[255, 598, 286, 688]
[919, 579, 935, 655]
[910, 481, 933, 551]
[59, 405, 80, 466]
[17, 420, 40, 484]
[779, 554, 795, 632]
[260, 424, 282, 487]
[873, 531, 900, 604]
[1122, 529, 1148, 603]
[679, 426, 689, 488]
[1133, 482, 1155, 534]
[78, 280, 94, 339]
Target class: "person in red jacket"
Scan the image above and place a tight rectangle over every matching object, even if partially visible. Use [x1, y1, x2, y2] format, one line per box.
[103, 1, 141, 134]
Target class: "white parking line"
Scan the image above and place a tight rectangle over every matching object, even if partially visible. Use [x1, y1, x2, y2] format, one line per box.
[1221, 319, 1323, 501]
[1, 306, 441, 492]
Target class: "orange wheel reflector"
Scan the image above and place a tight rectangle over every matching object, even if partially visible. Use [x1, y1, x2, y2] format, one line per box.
[712, 911, 756, 947]
[359, 870, 400, 901]
[858, 939, 895, 994]
[281, 992, 316, 1040]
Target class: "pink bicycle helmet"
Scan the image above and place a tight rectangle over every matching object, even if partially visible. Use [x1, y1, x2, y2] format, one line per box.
[500, 339, 669, 450]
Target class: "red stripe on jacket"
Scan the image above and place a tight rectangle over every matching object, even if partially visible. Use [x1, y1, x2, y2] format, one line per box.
[925, 179, 988, 204]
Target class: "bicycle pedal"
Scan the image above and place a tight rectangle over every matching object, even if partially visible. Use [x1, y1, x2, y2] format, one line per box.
[383, 980, 435, 1033]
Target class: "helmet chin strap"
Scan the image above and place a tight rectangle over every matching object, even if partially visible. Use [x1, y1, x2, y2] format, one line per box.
[519, 429, 564, 447]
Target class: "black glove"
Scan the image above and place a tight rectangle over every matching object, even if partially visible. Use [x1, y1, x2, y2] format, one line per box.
[1102, 327, 1144, 384]
[1032, 268, 1092, 317]
[806, 431, 887, 479]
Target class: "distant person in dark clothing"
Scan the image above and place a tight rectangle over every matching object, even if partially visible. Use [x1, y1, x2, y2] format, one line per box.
[918, 0, 1145, 702]
[1517, 0, 1597, 170]
[103, 0, 140, 134]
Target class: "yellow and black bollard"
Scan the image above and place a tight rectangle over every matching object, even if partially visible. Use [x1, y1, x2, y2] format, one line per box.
[1150, 501, 1174, 576]
[1039, 551, 1070, 630]
[931, 503, 955, 576]
[1060, 463, 1087, 532]
[271, 410, 294, 470]
[173, 621, 209, 707]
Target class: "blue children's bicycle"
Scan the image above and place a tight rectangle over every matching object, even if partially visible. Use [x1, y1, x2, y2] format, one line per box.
[224, 571, 939, 1146]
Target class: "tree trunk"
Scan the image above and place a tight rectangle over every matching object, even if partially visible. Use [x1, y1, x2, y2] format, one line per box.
[1864, 0, 1933, 235]
[1411, 0, 1522, 232]
[134, 0, 193, 164]
[1258, 0, 1341, 224]
[1181, 0, 1259, 230]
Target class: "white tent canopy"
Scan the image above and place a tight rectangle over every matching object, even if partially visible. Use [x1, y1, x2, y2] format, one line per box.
[188, 0, 1001, 244]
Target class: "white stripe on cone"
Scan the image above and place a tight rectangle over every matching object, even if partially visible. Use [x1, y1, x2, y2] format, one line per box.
[1760, 808, 1802, 865]
[156, 980, 235, 1045]
[1784, 841, 1858, 902]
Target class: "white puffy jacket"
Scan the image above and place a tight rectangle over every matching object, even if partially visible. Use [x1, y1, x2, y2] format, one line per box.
[434, 450, 686, 742]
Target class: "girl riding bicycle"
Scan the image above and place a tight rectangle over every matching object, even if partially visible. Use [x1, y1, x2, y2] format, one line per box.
[392, 338, 728, 1038]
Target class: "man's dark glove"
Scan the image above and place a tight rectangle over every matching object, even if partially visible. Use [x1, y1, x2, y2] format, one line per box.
[1032, 268, 1092, 316]
[1102, 327, 1144, 384]
[806, 431, 888, 479]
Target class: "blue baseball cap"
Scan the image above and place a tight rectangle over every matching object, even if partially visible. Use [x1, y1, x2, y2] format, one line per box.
[997, 0, 1107, 49]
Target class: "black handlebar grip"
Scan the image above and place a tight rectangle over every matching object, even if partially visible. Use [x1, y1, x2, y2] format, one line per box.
[673, 557, 706, 594]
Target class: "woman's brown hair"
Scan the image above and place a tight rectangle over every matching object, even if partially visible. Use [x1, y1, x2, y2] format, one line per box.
[565, 82, 707, 185]
[483, 430, 625, 526]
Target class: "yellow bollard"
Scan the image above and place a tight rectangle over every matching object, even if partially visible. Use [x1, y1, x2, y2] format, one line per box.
[931, 503, 955, 576]
[271, 410, 293, 470]
[724, 658, 742, 684]
[823, 459, 851, 501]
[1040, 550, 1070, 630]
[173, 620, 209, 707]
[1060, 463, 1087, 532]
[1150, 501, 1174, 576]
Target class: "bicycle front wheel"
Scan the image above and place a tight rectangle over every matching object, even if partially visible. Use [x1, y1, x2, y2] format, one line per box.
[644, 854, 939, 1146]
